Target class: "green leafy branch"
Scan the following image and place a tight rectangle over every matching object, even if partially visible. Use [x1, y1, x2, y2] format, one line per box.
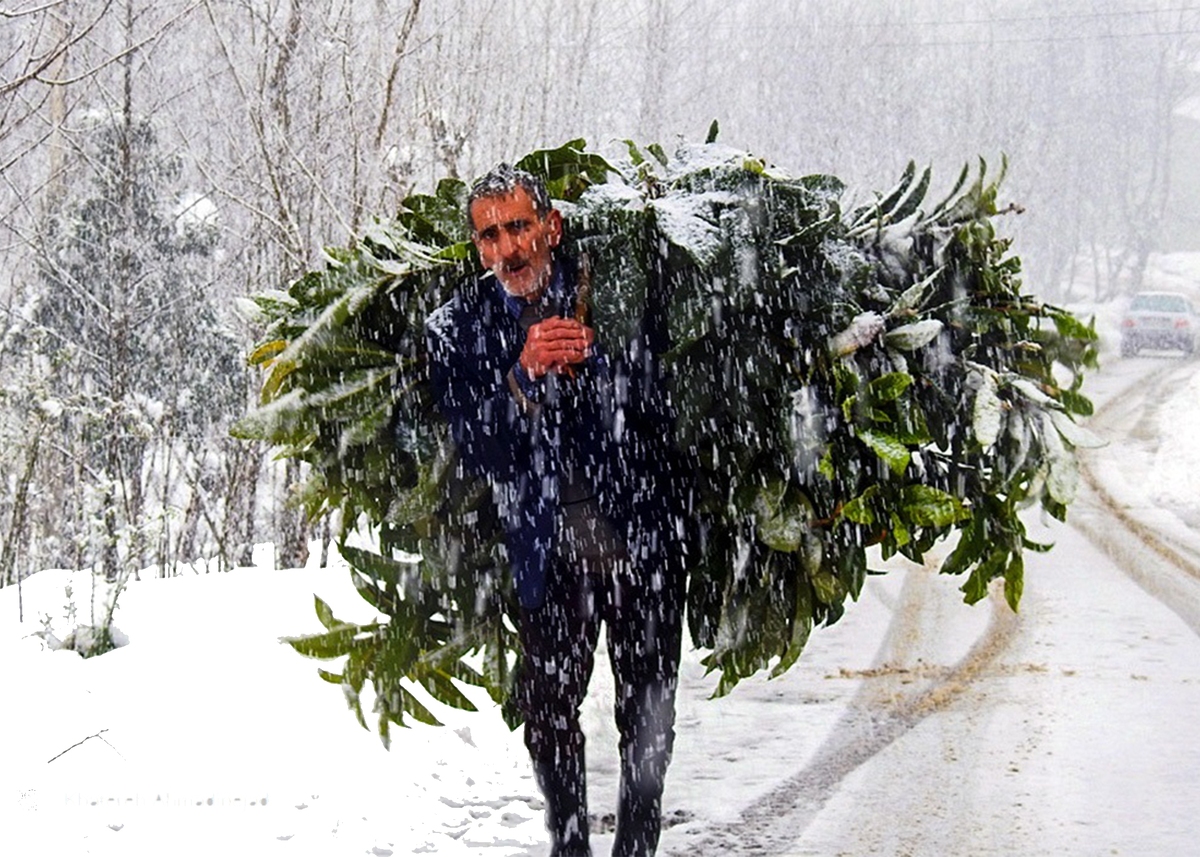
[235, 133, 1099, 738]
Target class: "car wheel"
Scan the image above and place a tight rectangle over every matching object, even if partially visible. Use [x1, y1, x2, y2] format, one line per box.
[1120, 339, 1137, 357]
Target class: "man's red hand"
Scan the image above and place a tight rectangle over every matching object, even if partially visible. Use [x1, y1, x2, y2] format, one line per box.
[520, 317, 595, 379]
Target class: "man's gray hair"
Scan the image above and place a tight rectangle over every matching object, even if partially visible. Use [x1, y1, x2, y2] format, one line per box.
[467, 163, 553, 230]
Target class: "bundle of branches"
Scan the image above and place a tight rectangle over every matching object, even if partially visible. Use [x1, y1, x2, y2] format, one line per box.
[233, 134, 1098, 744]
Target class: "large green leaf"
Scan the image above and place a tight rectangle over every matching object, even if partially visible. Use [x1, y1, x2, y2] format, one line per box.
[857, 428, 911, 476]
[899, 485, 970, 528]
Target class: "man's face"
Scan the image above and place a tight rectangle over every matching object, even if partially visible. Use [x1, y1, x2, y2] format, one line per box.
[469, 186, 562, 301]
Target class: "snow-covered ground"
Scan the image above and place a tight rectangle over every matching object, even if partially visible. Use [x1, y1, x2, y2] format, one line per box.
[5, 256, 1200, 856]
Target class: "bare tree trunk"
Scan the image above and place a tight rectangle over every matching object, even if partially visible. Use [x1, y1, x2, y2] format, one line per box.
[230, 441, 264, 568]
[375, 0, 423, 149]
[0, 427, 42, 587]
[319, 515, 332, 569]
[639, 0, 670, 141]
[45, 10, 69, 209]
[275, 458, 309, 570]
[175, 481, 203, 573]
[102, 481, 120, 582]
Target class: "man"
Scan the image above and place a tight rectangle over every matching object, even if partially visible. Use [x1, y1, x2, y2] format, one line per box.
[426, 164, 689, 857]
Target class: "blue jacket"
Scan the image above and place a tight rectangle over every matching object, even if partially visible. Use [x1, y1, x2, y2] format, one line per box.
[426, 255, 687, 609]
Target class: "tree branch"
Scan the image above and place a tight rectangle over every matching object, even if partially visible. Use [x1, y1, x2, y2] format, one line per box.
[0, 0, 115, 96]
[48, 728, 124, 763]
[0, 1, 67, 20]
[375, 0, 423, 149]
[30, 1, 198, 89]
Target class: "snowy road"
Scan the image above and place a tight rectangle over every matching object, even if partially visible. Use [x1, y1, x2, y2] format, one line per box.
[654, 352, 1200, 857]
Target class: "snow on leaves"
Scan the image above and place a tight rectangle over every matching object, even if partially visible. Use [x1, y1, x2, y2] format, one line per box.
[236, 136, 1099, 735]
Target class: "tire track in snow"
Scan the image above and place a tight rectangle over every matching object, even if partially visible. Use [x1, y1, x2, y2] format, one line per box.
[1074, 359, 1200, 635]
[666, 357, 1198, 856]
[665, 570, 1020, 857]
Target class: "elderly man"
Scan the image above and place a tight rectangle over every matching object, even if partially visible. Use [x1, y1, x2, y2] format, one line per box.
[427, 164, 690, 857]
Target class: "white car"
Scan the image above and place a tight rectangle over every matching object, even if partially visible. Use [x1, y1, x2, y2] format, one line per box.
[1119, 291, 1197, 357]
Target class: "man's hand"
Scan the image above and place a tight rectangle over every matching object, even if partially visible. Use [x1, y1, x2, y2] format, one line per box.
[520, 317, 595, 379]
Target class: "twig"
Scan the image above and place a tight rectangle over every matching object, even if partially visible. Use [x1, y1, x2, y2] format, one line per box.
[0, 1, 67, 19]
[47, 728, 123, 763]
[375, 0, 424, 149]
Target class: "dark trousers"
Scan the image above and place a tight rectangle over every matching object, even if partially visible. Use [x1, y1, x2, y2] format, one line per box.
[517, 548, 685, 857]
